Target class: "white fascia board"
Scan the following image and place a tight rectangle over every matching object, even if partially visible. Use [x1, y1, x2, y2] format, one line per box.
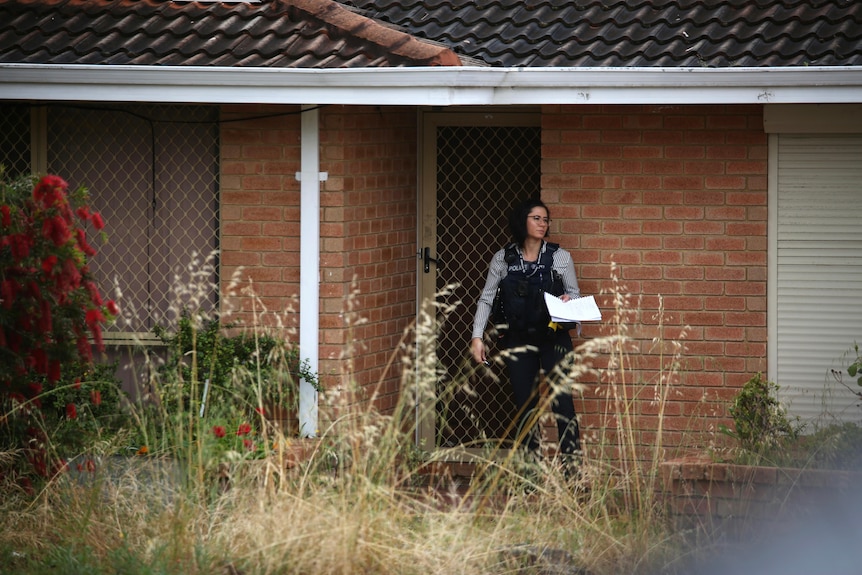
[2, 64, 862, 105]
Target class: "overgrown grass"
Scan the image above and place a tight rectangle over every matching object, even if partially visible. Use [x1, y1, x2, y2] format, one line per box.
[1, 258, 721, 575]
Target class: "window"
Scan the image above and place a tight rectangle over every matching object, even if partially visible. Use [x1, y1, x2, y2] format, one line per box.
[0, 103, 219, 392]
[0, 105, 218, 341]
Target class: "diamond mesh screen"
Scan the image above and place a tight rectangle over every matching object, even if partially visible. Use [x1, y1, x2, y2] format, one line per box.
[0, 104, 32, 180]
[0, 103, 218, 394]
[434, 125, 541, 448]
[45, 104, 220, 337]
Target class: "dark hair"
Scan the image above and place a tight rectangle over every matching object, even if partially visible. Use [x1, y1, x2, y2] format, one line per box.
[508, 198, 550, 246]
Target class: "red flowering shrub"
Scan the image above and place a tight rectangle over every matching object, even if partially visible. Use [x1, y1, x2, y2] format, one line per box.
[0, 171, 123, 489]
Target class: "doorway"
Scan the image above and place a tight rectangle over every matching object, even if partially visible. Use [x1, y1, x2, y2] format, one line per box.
[417, 109, 541, 454]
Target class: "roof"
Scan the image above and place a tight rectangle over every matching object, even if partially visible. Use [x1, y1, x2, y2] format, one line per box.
[0, 0, 461, 67]
[346, 0, 862, 68]
[1, 0, 861, 69]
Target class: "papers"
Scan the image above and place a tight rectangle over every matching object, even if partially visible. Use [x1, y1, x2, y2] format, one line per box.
[544, 293, 602, 322]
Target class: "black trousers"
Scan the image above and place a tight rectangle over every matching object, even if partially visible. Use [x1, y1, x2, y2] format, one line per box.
[503, 329, 580, 456]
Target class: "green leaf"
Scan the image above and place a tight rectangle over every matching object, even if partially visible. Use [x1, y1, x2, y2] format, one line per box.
[849, 364, 858, 377]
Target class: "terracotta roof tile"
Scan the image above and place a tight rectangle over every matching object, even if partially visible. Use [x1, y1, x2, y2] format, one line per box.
[0, 0, 461, 67]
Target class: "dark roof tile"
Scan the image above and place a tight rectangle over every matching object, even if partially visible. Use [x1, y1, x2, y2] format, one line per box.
[0, 0, 462, 67]
[347, 0, 862, 67]
[1, 0, 861, 69]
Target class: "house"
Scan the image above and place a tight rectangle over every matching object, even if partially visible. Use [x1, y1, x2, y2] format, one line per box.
[1, 0, 861, 453]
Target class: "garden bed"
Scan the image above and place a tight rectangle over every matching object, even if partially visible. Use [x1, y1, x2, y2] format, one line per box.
[661, 455, 862, 541]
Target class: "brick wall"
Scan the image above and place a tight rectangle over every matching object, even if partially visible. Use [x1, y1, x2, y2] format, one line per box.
[318, 106, 418, 412]
[661, 456, 862, 541]
[541, 104, 768, 454]
[218, 101, 769, 451]
[219, 104, 417, 415]
[220, 104, 303, 331]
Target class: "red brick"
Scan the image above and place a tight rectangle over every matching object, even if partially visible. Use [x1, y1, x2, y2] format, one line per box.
[622, 236, 661, 249]
[643, 221, 684, 234]
[665, 236, 704, 250]
[623, 145, 663, 159]
[561, 160, 601, 174]
[665, 206, 704, 220]
[684, 252, 725, 266]
[643, 250, 683, 265]
[642, 159, 684, 174]
[704, 296, 746, 311]
[582, 144, 623, 158]
[663, 176, 703, 190]
[665, 145, 705, 159]
[544, 144, 582, 159]
[242, 207, 283, 221]
[704, 176, 747, 189]
[624, 206, 663, 219]
[726, 251, 766, 266]
[705, 237, 746, 251]
[622, 176, 662, 189]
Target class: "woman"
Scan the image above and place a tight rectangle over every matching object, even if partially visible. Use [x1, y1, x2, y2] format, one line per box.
[470, 198, 581, 462]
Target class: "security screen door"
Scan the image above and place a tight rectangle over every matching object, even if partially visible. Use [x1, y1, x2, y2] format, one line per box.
[418, 109, 541, 454]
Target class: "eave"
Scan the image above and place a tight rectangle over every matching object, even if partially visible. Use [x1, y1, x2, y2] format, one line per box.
[2, 65, 862, 105]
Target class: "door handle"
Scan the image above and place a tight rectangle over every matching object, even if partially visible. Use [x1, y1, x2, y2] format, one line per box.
[423, 247, 441, 273]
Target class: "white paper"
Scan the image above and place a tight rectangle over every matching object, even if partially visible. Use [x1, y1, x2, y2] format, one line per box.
[544, 293, 602, 322]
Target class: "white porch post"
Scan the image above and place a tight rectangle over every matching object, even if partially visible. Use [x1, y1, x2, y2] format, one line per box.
[298, 104, 323, 437]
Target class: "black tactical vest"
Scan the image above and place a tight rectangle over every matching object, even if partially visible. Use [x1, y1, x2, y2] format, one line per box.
[493, 242, 564, 339]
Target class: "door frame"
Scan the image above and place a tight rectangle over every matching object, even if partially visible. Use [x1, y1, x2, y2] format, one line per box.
[415, 107, 541, 458]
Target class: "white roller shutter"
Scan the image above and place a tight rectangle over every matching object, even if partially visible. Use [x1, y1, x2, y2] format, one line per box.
[773, 134, 862, 424]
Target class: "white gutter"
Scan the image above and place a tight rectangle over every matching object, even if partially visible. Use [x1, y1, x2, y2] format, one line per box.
[2, 65, 862, 105]
[297, 104, 322, 437]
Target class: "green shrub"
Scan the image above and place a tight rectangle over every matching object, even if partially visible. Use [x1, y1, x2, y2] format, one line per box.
[152, 309, 319, 425]
[728, 372, 797, 453]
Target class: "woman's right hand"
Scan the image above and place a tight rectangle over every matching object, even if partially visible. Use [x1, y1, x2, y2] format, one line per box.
[471, 337, 486, 364]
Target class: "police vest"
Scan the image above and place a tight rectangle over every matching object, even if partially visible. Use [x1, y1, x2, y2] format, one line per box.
[492, 242, 565, 339]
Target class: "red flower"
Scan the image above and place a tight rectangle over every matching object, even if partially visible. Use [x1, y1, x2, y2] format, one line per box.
[1, 279, 17, 309]
[47, 360, 60, 384]
[73, 378, 81, 389]
[1, 204, 11, 228]
[75, 228, 96, 256]
[65, 403, 77, 420]
[39, 299, 52, 334]
[30, 348, 47, 375]
[85, 308, 104, 328]
[236, 422, 252, 436]
[106, 300, 119, 316]
[243, 439, 254, 451]
[85, 459, 96, 473]
[85, 281, 103, 306]
[91, 323, 104, 352]
[51, 458, 68, 477]
[9, 233, 31, 261]
[90, 389, 101, 406]
[31, 455, 47, 477]
[61, 258, 82, 290]
[42, 215, 70, 246]
[41, 255, 58, 274]
[91, 212, 104, 230]
[32, 175, 68, 208]
[76, 330, 92, 362]
[212, 425, 226, 439]
[75, 206, 90, 220]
